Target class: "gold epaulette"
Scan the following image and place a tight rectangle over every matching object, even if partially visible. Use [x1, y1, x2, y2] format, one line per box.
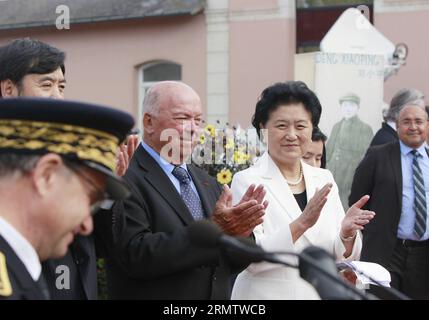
[0, 252, 12, 297]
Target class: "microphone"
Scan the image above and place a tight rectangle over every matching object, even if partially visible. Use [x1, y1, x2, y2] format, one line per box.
[299, 246, 367, 300]
[188, 220, 293, 266]
[189, 221, 374, 300]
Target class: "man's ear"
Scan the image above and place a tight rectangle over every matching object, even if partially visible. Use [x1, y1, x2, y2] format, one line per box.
[31, 154, 64, 197]
[143, 113, 154, 134]
[0, 79, 19, 97]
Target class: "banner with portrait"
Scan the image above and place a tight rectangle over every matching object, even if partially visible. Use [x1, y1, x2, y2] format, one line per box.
[314, 52, 385, 210]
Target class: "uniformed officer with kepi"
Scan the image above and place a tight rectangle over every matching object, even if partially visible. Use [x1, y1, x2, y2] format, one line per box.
[0, 98, 134, 299]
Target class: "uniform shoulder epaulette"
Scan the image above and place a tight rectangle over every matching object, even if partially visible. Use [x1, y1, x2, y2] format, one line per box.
[0, 251, 12, 297]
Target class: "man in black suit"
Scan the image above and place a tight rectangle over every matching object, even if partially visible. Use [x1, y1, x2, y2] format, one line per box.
[370, 88, 424, 147]
[106, 81, 267, 299]
[350, 103, 429, 299]
[0, 98, 134, 299]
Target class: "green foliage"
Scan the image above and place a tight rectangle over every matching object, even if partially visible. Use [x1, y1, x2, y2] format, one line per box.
[97, 258, 108, 300]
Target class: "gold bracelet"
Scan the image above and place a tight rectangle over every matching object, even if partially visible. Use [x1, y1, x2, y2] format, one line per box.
[340, 232, 356, 242]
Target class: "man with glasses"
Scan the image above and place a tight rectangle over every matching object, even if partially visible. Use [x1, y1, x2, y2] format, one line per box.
[66, 162, 110, 215]
[350, 103, 429, 299]
[106, 81, 267, 299]
[0, 98, 134, 300]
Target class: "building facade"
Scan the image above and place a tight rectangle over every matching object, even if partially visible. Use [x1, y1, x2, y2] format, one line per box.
[0, 0, 427, 130]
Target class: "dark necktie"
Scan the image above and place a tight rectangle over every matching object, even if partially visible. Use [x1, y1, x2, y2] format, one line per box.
[411, 149, 427, 239]
[171, 166, 205, 220]
[36, 273, 51, 300]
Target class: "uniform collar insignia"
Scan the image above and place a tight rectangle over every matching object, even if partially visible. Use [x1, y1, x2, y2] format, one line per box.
[0, 252, 12, 297]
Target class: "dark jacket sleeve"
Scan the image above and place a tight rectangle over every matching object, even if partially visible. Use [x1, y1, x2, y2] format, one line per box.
[223, 233, 257, 275]
[209, 179, 255, 274]
[93, 207, 115, 259]
[110, 171, 230, 280]
[349, 146, 377, 209]
[370, 126, 398, 147]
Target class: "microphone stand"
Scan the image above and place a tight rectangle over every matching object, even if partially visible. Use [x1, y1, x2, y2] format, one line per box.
[223, 238, 373, 299]
[268, 251, 374, 300]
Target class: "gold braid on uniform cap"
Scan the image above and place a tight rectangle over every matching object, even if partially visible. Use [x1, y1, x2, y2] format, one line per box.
[0, 119, 119, 171]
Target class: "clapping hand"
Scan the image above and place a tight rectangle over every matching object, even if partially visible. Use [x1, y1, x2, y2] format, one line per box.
[341, 195, 375, 239]
[211, 184, 268, 237]
[116, 134, 140, 177]
[299, 183, 333, 229]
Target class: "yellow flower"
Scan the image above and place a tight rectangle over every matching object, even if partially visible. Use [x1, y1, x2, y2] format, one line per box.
[199, 134, 205, 144]
[204, 124, 216, 137]
[236, 144, 246, 152]
[233, 151, 248, 164]
[217, 169, 232, 185]
[225, 138, 234, 149]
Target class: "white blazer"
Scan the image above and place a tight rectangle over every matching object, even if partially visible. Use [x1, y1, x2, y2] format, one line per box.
[231, 152, 362, 300]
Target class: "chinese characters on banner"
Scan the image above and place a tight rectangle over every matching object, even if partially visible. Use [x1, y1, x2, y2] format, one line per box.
[314, 52, 385, 210]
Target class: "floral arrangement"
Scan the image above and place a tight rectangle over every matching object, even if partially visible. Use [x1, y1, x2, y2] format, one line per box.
[192, 122, 264, 185]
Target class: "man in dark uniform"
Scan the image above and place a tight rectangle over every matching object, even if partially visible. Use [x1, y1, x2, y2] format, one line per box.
[0, 38, 138, 299]
[326, 93, 374, 209]
[0, 98, 134, 299]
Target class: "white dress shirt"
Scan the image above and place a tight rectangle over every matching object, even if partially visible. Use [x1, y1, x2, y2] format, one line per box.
[397, 142, 429, 240]
[0, 217, 41, 281]
[141, 141, 201, 200]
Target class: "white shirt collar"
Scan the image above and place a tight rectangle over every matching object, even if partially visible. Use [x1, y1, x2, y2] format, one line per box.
[399, 140, 428, 158]
[141, 141, 188, 173]
[0, 217, 41, 281]
[386, 121, 397, 131]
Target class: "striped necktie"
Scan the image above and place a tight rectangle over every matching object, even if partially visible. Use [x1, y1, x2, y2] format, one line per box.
[411, 149, 427, 239]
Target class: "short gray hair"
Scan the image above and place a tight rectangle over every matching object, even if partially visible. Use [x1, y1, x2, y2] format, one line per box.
[0, 154, 41, 177]
[143, 81, 194, 117]
[143, 86, 160, 116]
[384, 88, 425, 122]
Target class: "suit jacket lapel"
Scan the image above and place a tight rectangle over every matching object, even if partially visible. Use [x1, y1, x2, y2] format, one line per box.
[71, 235, 96, 299]
[258, 153, 321, 244]
[389, 141, 403, 210]
[135, 145, 194, 225]
[259, 153, 302, 223]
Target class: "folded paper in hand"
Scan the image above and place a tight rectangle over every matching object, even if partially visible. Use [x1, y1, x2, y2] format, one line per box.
[336, 261, 391, 287]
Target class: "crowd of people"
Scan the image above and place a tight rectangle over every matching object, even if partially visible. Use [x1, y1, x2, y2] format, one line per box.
[0, 38, 428, 300]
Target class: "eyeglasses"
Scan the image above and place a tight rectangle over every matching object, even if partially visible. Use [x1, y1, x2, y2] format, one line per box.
[66, 162, 110, 215]
[398, 119, 428, 127]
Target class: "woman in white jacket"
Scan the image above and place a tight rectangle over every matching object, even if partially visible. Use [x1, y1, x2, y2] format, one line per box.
[231, 81, 375, 300]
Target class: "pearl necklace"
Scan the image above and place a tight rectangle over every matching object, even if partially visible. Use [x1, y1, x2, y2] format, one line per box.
[285, 165, 303, 186]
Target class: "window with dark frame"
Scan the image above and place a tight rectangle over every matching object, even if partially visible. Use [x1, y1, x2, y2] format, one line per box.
[296, 0, 374, 53]
[137, 61, 183, 133]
